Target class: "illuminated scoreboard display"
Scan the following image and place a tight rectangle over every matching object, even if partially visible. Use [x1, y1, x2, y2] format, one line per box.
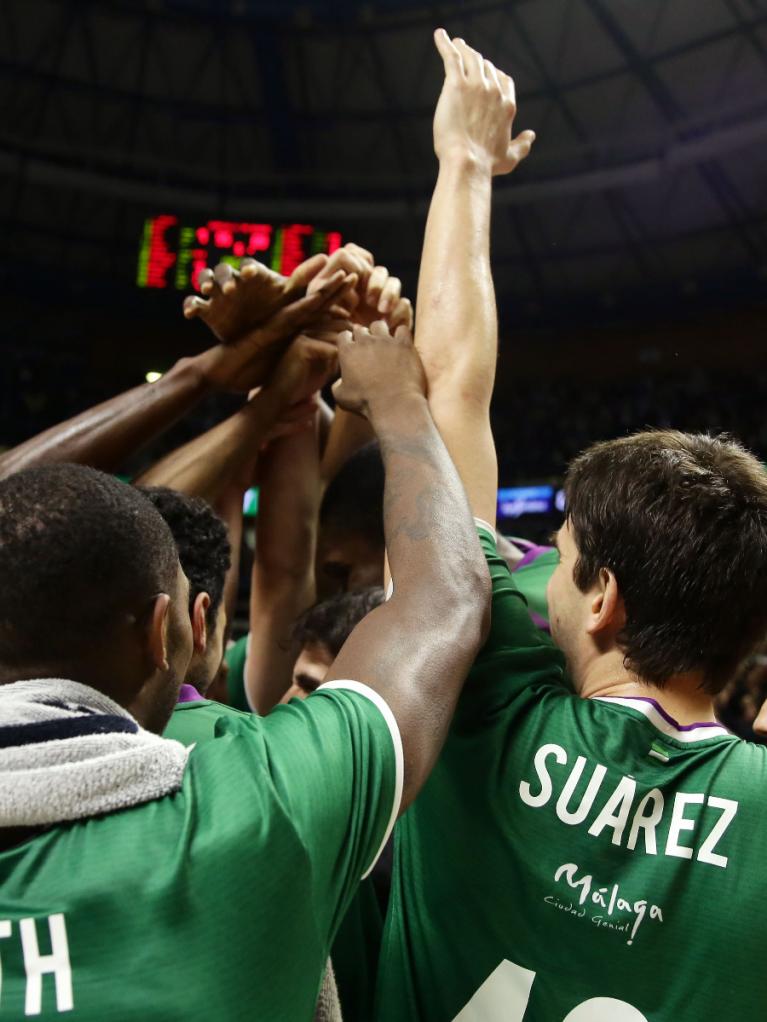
[136, 215, 343, 291]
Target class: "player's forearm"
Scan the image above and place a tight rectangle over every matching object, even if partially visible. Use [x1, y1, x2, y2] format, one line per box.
[245, 428, 320, 712]
[320, 406, 375, 487]
[316, 397, 334, 458]
[245, 580, 315, 714]
[0, 356, 211, 480]
[414, 156, 499, 521]
[375, 395, 488, 613]
[415, 156, 496, 401]
[254, 426, 321, 579]
[214, 482, 247, 627]
[135, 389, 284, 505]
[324, 393, 490, 806]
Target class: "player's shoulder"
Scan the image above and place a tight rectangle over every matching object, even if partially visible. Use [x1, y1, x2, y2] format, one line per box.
[577, 696, 767, 775]
[173, 698, 251, 720]
[165, 698, 254, 745]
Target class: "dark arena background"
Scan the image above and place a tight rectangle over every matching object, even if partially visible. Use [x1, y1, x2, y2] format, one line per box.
[1, 1, 766, 717]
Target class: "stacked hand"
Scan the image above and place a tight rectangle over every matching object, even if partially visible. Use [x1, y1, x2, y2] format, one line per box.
[183, 242, 413, 406]
[269, 335, 339, 409]
[333, 321, 426, 421]
[193, 270, 350, 393]
[183, 253, 339, 339]
[306, 244, 413, 331]
[433, 28, 535, 175]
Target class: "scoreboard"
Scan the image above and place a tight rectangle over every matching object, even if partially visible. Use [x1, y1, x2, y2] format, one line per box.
[137, 215, 343, 291]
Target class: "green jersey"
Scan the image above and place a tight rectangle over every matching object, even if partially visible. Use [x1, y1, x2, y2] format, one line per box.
[376, 524, 763, 1021]
[512, 546, 558, 629]
[223, 634, 250, 711]
[166, 697, 384, 1022]
[0, 683, 401, 1020]
[164, 695, 250, 744]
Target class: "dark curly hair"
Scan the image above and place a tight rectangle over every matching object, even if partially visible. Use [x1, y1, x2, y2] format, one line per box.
[138, 486, 231, 627]
[0, 464, 179, 665]
[293, 587, 385, 658]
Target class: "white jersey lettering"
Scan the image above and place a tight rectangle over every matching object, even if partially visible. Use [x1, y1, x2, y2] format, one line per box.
[521, 745, 737, 868]
[697, 796, 738, 868]
[556, 757, 608, 826]
[588, 775, 637, 846]
[519, 743, 566, 808]
[665, 793, 704, 860]
[626, 789, 664, 854]
[20, 914, 73, 1015]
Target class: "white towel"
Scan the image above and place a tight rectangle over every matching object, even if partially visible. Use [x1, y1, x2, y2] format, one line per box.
[0, 678, 189, 826]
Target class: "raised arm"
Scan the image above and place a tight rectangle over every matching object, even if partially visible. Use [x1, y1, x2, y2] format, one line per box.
[318, 248, 414, 486]
[0, 274, 348, 481]
[134, 333, 334, 504]
[182, 241, 413, 491]
[414, 30, 535, 522]
[323, 322, 490, 810]
[0, 356, 210, 479]
[245, 419, 322, 713]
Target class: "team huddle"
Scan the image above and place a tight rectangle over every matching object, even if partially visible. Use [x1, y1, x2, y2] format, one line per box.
[0, 28, 766, 1022]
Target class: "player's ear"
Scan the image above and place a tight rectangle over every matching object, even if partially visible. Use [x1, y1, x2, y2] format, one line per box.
[585, 568, 624, 637]
[146, 593, 172, 672]
[192, 592, 210, 655]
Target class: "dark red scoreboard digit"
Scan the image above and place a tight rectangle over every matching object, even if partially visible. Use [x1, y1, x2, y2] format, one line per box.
[137, 216, 342, 290]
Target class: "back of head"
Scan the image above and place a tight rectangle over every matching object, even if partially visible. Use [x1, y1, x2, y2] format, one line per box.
[564, 430, 767, 694]
[319, 442, 385, 549]
[0, 464, 179, 669]
[317, 443, 385, 595]
[138, 486, 231, 626]
[293, 587, 385, 658]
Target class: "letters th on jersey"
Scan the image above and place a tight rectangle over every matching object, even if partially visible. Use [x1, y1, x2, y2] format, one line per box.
[0, 914, 73, 1015]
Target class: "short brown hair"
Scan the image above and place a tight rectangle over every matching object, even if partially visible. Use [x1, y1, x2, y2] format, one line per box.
[564, 430, 767, 694]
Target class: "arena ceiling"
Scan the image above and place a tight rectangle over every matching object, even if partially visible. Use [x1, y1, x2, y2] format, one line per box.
[1, 0, 767, 320]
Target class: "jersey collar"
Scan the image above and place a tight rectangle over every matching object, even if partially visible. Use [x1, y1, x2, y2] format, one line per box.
[594, 695, 735, 743]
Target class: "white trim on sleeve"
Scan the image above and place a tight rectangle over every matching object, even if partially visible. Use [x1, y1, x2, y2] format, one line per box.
[241, 633, 258, 713]
[317, 679, 404, 879]
[474, 517, 497, 542]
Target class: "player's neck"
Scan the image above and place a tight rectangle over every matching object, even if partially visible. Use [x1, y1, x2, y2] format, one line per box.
[578, 654, 717, 726]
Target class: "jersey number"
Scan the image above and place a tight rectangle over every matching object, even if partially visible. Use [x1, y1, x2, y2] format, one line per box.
[453, 960, 649, 1021]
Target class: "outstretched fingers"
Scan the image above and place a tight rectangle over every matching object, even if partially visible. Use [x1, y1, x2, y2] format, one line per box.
[505, 128, 536, 170]
[266, 270, 353, 340]
[182, 294, 209, 320]
[391, 297, 414, 331]
[213, 262, 238, 295]
[433, 27, 464, 79]
[497, 68, 517, 110]
[197, 267, 217, 297]
[453, 38, 485, 86]
[285, 253, 329, 297]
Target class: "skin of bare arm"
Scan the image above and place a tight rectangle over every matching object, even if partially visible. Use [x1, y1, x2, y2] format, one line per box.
[316, 246, 414, 487]
[135, 391, 284, 505]
[214, 478, 247, 631]
[414, 30, 535, 523]
[323, 322, 491, 811]
[185, 242, 413, 490]
[0, 357, 209, 480]
[245, 420, 322, 714]
[316, 397, 335, 458]
[0, 279, 348, 481]
[319, 406, 375, 489]
[134, 335, 338, 505]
